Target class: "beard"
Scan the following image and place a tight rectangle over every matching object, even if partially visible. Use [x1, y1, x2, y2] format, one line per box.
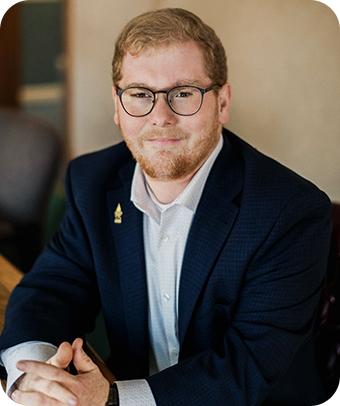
[118, 109, 221, 181]
[130, 128, 196, 180]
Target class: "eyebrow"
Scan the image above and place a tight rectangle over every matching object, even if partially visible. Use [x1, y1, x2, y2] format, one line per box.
[122, 79, 206, 90]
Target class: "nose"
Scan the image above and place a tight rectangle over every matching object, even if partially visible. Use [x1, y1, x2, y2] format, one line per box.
[148, 94, 177, 127]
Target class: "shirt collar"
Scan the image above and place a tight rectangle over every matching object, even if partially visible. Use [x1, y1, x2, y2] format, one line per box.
[131, 134, 223, 223]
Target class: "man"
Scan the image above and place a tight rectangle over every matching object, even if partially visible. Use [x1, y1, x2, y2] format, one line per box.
[0, 8, 332, 406]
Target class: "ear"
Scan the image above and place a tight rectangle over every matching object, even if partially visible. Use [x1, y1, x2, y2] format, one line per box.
[112, 85, 119, 125]
[217, 83, 232, 125]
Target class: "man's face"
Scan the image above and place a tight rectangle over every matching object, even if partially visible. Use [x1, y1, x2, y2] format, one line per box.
[113, 41, 231, 181]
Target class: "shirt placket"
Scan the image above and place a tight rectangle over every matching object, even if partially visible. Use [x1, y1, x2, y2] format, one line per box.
[158, 208, 180, 367]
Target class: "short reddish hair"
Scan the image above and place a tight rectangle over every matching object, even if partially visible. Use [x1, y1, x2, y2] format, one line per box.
[112, 8, 227, 88]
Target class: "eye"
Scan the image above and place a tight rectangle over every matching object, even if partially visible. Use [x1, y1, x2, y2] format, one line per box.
[135, 93, 151, 98]
[129, 90, 153, 99]
[174, 90, 192, 98]
[171, 86, 197, 100]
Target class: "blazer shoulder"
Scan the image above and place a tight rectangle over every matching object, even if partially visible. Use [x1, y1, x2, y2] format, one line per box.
[71, 141, 132, 172]
[223, 128, 331, 211]
[67, 141, 134, 187]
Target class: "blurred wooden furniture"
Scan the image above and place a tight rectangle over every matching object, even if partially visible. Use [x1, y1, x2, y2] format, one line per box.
[0, 254, 23, 391]
[0, 254, 23, 334]
[0, 254, 115, 392]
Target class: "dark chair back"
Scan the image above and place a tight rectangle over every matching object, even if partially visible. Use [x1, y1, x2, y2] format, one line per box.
[0, 108, 62, 271]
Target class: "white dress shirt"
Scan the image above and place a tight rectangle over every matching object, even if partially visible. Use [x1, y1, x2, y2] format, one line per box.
[1, 135, 223, 405]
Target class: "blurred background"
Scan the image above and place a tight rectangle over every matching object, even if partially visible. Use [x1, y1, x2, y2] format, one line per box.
[0, 0, 339, 357]
[0, 0, 339, 264]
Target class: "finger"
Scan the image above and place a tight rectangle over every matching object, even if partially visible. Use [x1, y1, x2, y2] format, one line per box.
[71, 338, 83, 353]
[16, 360, 73, 383]
[23, 376, 78, 406]
[12, 389, 75, 406]
[48, 342, 73, 370]
[72, 338, 96, 373]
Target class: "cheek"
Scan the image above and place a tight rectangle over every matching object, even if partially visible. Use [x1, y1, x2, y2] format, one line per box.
[191, 100, 219, 127]
[184, 113, 216, 136]
[178, 112, 208, 133]
[118, 114, 146, 144]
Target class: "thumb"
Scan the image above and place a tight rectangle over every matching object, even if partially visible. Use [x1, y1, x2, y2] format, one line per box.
[47, 341, 73, 370]
[72, 338, 96, 373]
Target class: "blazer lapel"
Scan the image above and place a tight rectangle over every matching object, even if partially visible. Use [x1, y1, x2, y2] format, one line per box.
[106, 132, 244, 359]
[107, 160, 149, 364]
[179, 133, 244, 346]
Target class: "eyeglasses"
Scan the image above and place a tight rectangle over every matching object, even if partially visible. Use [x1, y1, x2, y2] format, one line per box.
[116, 85, 220, 117]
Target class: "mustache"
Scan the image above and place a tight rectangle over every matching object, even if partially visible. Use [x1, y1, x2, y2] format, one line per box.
[139, 128, 190, 142]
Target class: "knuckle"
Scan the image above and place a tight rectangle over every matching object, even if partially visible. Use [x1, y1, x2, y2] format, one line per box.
[44, 379, 53, 393]
[35, 392, 45, 406]
[26, 376, 37, 390]
[49, 367, 60, 380]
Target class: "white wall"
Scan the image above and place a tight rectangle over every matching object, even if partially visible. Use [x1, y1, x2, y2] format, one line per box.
[66, 0, 340, 200]
[65, 0, 157, 156]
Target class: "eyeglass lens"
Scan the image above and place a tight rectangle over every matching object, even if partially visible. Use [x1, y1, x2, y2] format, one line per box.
[120, 86, 204, 117]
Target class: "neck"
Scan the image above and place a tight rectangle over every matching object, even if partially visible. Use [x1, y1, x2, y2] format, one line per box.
[145, 172, 197, 204]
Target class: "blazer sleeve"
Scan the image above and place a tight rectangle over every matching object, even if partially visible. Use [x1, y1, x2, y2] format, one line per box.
[146, 188, 332, 406]
[0, 161, 101, 355]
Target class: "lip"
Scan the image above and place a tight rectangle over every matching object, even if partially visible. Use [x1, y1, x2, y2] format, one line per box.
[148, 138, 182, 145]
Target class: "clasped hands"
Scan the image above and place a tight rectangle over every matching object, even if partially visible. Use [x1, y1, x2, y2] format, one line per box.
[11, 338, 111, 406]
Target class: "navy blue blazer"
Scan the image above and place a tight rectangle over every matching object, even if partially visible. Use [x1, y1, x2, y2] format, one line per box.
[0, 129, 332, 405]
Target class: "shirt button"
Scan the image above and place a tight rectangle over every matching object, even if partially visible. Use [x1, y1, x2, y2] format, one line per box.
[163, 293, 170, 301]
[172, 349, 178, 356]
[161, 234, 169, 242]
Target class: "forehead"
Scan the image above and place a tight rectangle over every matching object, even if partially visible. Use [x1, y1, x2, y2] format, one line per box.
[120, 41, 209, 89]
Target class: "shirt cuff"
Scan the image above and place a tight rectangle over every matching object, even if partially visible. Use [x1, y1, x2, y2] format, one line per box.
[0, 341, 57, 396]
[115, 379, 156, 406]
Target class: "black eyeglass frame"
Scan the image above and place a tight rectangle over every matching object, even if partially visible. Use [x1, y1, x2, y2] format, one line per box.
[116, 84, 220, 117]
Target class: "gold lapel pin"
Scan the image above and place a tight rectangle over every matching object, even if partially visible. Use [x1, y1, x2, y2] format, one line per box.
[114, 203, 123, 224]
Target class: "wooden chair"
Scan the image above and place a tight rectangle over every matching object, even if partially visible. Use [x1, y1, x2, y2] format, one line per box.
[0, 254, 23, 392]
[0, 255, 115, 393]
